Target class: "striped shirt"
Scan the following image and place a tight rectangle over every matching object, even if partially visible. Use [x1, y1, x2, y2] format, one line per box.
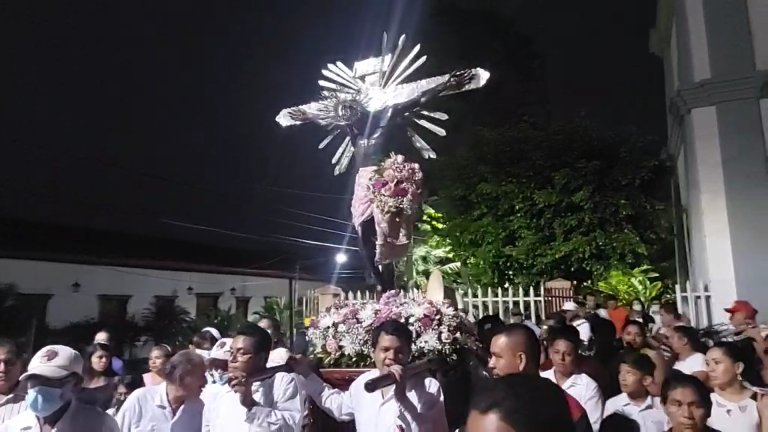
[0, 390, 26, 425]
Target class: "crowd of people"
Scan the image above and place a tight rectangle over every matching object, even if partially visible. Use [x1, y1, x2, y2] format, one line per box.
[0, 296, 767, 431]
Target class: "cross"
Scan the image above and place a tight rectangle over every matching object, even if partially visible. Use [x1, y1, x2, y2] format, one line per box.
[275, 33, 489, 127]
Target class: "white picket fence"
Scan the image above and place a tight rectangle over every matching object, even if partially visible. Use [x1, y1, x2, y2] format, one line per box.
[298, 283, 571, 324]
[675, 280, 714, 328]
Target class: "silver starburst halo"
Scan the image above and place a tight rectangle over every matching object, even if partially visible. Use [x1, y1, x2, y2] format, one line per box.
[275, 33, 490, 175]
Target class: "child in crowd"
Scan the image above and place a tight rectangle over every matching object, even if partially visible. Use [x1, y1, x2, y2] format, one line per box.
[604, 351, 667, 431]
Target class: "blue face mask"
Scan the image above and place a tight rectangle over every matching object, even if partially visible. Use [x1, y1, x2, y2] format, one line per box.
[25, 386, 67, 417]
[210, 370, 227, 385]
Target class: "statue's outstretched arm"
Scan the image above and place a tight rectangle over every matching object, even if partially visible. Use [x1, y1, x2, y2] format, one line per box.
[287, 107, 317, 124]
[390, 69, 474, 118]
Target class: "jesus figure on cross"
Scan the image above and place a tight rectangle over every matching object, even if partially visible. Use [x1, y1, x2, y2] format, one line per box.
[275, 33, 489, 292]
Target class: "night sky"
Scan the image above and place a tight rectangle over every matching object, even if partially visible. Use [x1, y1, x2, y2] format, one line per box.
[1, 0, 664, 275]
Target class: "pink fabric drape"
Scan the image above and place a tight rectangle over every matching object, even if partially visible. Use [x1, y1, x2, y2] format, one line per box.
[350, 165, 421, 265]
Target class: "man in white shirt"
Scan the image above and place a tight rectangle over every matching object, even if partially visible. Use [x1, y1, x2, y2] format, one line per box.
[561, 302, 592, 346]
[290, 319, 449, 432]
[0, 345, 119, 432]
[116, 350, 207, 431]
[203, 322, 303, 432]
[0, 339, 26, 425]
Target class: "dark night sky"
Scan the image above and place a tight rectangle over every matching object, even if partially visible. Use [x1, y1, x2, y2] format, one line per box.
[1, 0, 664, 273]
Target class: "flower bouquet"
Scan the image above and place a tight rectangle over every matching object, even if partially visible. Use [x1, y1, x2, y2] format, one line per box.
[306, 290, 478, 368]
[369, 154, 423, 217]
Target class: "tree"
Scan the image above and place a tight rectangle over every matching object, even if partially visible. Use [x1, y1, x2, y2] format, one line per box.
[434, 121, 672, 288]
[396, 204, 462, 289]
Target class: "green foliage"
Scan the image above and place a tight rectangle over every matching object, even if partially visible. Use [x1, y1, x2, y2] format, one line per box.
[195, 306, 246, 338]
[251, 297, 291, 331]
[396, 204, 463, 289]
[140, 299, 195, 348]
[596, 265, 669, 309]
[435, 121, 672, 288]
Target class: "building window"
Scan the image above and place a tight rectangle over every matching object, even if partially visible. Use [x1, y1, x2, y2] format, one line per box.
[195, 294, 220, 319]
[98, 295, 130, 324]
[235, 297, 251, 320]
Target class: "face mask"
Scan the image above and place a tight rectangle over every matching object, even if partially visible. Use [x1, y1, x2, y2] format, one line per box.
[510, 316, 523, 323]
[632, 305, 643, 312]
[25, 385, 67, 417]
[213, 370, 228, 385]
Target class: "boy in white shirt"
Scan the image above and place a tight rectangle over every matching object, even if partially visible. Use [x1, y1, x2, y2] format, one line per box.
[604, 351, 666, 432]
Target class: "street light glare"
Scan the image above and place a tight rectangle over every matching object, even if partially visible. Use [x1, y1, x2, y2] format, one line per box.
[335, 252, 348, 264]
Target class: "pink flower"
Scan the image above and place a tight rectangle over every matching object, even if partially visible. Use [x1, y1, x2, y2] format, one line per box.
[325, 338, 339, 354]
[392, 187, 409, 197]
[419, 317, 434, 329]
[373, 179, 388, 190]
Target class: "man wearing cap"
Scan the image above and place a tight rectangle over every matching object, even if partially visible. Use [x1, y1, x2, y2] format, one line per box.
[561, 301, 592, 346]
[201, 338, 232, 405]
[0, 345, 119, 432]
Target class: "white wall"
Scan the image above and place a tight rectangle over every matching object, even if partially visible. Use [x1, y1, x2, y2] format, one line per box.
[748, 0, 768, 71]
[0, 258, 327, 327]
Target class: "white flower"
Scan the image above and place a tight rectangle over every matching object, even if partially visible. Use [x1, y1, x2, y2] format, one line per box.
[318, 316, 334, 328]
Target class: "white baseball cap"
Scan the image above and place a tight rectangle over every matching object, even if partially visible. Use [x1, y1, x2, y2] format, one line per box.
[561, 302, 580, 312]
[20, 345, 83, 381]
[210, 338, 233, 360]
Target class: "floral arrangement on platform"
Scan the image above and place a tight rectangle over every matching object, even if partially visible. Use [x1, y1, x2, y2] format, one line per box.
[306, 290, 477, 368]
[369, 154, 423, 216]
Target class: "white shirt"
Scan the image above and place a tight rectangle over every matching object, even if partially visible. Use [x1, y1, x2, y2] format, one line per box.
[304, 369, 448, 432]
[0, 400, 119, 432]
[540, 369, 603, 431]
[572, 319, 592, 344]
[200, 383, 227, 406]
[203, 371, 302, 432]
[115, 382, 204, 432]
[0, 390, 26, 425]
[673, 353, 706, 375]
[604, 393, 666, 432]
[708, 392, 760, 432]
[266, 349, 291, 368]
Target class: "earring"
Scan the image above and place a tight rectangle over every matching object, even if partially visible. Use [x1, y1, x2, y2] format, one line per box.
[737, 373, 743, 381]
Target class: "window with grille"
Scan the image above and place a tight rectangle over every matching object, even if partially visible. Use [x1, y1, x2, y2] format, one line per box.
[235, 297, 251, 320]
[195, 294, 220, 319]
[98, 295, 130, 324]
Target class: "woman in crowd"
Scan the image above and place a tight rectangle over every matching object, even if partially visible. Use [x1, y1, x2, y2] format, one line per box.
[106, 376, 143, 417]
[142, 344, 172, 386]
[662, 372, 720, 432]
[705, 342, 768, 431]
[78, 342, 118, 411]
[540, 325, 604, 431]
[668, 326, 709, 385]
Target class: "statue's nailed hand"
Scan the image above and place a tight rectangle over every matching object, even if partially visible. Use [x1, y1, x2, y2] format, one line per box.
[288, 107, 310, 122]
[446, 69, 474, 91]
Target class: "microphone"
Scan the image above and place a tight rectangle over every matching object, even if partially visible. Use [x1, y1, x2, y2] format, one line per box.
[363, 358, 444, 393]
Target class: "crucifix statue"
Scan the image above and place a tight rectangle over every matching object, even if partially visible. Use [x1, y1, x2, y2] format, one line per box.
[276, 33, 489, 292]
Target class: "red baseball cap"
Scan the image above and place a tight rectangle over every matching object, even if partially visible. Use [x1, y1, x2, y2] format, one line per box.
[724, 300, 758, 319]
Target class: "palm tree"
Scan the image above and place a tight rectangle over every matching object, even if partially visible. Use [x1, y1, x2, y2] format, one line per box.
[140, 299, 195, 348]
[195, 306, 245, 337]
